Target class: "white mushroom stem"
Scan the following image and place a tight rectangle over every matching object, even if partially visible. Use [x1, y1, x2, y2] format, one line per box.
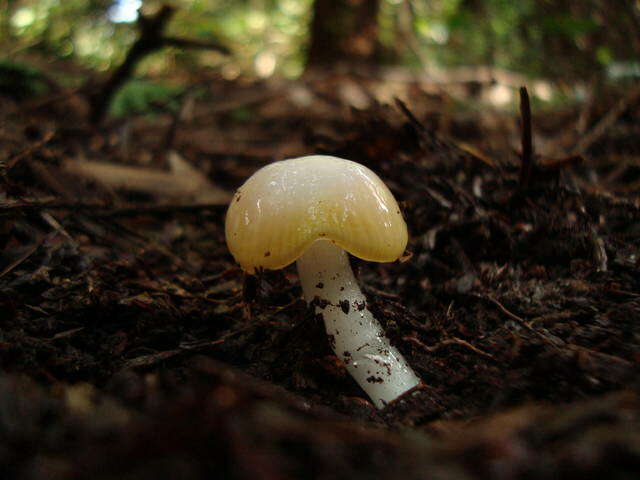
[296, 239, 421, 408]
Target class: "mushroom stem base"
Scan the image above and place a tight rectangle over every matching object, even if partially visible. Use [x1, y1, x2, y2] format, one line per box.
[296, 239, 421, 408]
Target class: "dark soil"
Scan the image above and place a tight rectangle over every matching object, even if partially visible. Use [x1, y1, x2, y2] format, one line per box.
[1, 78, 639, 479]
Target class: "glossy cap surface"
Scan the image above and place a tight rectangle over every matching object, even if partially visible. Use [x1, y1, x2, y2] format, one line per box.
[225, 155, 408, 273]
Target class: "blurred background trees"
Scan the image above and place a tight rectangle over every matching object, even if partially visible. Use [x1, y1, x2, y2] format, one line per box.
[1, 0, 638, 102]
[307, 0, 380, 69]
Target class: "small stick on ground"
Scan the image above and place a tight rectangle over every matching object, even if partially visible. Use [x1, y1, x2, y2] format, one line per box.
[62, 154, 231, 204]
[519, 86, 533, 187]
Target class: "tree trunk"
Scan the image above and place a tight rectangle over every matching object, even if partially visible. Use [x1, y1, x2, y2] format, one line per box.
[306, 0, 381, 71]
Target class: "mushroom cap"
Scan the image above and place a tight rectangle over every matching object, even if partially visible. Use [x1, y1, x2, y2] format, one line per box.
[225, 155, 408, 273]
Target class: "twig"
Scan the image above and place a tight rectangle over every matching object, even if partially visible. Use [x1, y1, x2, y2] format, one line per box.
[480, 294, 528, 325]
[40, 212, 76, 244]
[519, 86, 533, 187]
[394, 97, 424, 131]
[49, 327, 85, 341]
[573, 83, 640, 155]
[122, 349, 182, 369]
[0, 200, 227, 217]
[403, 334, 494, 359]
[477, 294, 562, 351]
[0, 241, 42, 279]
[6, 131, 55, 170]
[121, 335, 238, 370]
[394, 97, 495, 167]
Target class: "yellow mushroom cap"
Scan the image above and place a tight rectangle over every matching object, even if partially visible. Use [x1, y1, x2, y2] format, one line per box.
[225, 155, 408, 273]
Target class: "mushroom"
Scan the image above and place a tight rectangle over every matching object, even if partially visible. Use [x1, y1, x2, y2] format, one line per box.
[225, 155, 421, 408]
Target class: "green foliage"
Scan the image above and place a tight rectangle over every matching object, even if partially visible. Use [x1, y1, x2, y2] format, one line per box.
[108, 79, 183, 117]
[4, 0, 310, 78]
[228, 106, 254, 123]
[167, 0, 311, 78]
[541, 15, 598, 36]
[1, 0, 638, 83]
[395, 0, 638, 81]
[7, 0, 130, 70]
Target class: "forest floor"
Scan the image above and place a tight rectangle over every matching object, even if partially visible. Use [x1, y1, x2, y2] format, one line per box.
[1, 72, 639, 479]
